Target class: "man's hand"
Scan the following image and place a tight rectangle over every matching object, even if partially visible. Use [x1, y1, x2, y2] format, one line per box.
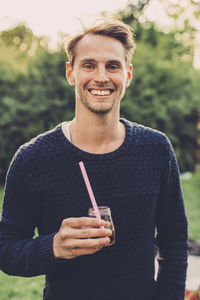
[53, 217, 112, 259]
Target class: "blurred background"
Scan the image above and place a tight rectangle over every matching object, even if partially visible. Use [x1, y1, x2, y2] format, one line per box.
[0, 0, 200, 298]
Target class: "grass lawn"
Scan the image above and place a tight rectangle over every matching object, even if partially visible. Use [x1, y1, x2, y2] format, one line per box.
[0, 187, 44, 299]
[181, 171, 200, 242]
[0, 172, 199, 298]
[0, 273, 44, 300]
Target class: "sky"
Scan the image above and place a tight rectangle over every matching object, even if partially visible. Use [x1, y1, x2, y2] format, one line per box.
[0, 0, 199, 37]
[0, 0, 199, 68]
[0, 0, 130, 47]
[0, 0, 175, 47]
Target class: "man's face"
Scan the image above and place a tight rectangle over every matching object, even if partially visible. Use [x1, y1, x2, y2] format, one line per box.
[66, 34, 132, 115]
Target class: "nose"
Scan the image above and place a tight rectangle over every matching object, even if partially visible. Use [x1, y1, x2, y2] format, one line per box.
[94, 66, 109, 83]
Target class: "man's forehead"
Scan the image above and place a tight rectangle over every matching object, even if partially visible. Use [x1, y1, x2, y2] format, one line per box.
[77, 34, 123, 51]
[75, 34, 126, 64]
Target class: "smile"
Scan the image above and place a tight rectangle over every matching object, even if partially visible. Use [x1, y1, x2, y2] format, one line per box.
[88, 89, 114, 96]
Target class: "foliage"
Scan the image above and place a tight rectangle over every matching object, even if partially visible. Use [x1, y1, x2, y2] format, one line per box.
[0, 8, 200, 182]
[121, 36, 200, 170]
[0, 27, 75, 183]
[116, 6, 200, 172]
[0, 5, 199, 296]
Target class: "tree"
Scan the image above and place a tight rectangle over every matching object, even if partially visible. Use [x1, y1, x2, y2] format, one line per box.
[0, 14, 200, 182]
[0, 25, 74, 183]
[115, 3, 200, 171]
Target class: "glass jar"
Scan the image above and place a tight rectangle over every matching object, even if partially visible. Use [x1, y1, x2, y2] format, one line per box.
[88, 206, 115, 246]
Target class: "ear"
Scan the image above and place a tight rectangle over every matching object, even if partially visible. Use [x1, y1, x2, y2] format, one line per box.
[66, 62, 75, 86]
[126, 64, 133, 88]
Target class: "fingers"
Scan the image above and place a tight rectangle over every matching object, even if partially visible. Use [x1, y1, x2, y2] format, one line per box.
[60, 226, 112, 239]
[61, 217, 109, 229]
[65, 236, 110, 249]
[53, 234, 110, 259]
[70, 246, 103, 257]
[53, 217, 112, 260]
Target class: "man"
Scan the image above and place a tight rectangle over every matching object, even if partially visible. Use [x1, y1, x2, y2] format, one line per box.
[0, 20, 188, 300]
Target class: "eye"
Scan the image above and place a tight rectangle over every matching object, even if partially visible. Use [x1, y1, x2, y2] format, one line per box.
[83, 64, 94, 71]
[107, 64, 119, 71]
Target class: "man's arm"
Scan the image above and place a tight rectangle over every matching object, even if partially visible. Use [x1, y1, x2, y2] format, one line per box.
[0, 150, 111, 277]
[154, 138, 188, 300]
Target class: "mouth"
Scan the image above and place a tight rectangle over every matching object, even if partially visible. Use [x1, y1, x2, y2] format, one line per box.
[88, 88, 114, 96]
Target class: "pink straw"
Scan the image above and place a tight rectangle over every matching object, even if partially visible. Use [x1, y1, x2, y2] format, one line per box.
[79, 161, 102, 221]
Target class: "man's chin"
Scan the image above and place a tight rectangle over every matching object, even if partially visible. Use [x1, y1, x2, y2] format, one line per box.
[87, 105, 113, 115]
[82, 101, 113, 115]
[79, 96, 116, 115]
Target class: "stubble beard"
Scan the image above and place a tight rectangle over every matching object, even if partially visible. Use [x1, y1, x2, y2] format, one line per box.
[76, 86, 123, 115]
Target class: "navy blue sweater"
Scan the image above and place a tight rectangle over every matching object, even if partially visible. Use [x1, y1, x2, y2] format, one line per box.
[0, 119, 188, 300]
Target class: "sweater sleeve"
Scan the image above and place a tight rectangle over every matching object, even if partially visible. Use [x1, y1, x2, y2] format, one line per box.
[154, 137, 188, 300]
[0, 149, 61, 277]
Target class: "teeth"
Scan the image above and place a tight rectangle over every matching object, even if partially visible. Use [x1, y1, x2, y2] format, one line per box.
[90, 89, 111, 96]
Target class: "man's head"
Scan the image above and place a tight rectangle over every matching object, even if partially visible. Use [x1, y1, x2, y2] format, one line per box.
[64, 20, 135, 115]
[64, 20, 136, 68]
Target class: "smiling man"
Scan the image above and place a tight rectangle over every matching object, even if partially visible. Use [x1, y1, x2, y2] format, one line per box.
[64, 31, 132, 154]
[66, 33, 132, 116]
[0, 20, 188, 300]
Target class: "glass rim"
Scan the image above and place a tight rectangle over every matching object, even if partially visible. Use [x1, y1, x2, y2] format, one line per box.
[88, 206, 111, 215]
[88, 206, 110, 210]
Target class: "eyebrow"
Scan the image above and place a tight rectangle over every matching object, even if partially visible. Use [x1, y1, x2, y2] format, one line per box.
[80, 58, 96, 64]
[79, 58, 122, 66]
[107, 60, 122, 66]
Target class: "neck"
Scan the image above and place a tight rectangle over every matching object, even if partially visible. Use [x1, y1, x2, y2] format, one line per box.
[69, 109, 125, 154]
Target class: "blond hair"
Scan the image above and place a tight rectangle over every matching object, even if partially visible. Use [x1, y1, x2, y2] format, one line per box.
[64, 20, 136, 67]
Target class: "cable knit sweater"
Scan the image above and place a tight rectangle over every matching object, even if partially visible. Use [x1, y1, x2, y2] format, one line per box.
[0, 119, 188, 300]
